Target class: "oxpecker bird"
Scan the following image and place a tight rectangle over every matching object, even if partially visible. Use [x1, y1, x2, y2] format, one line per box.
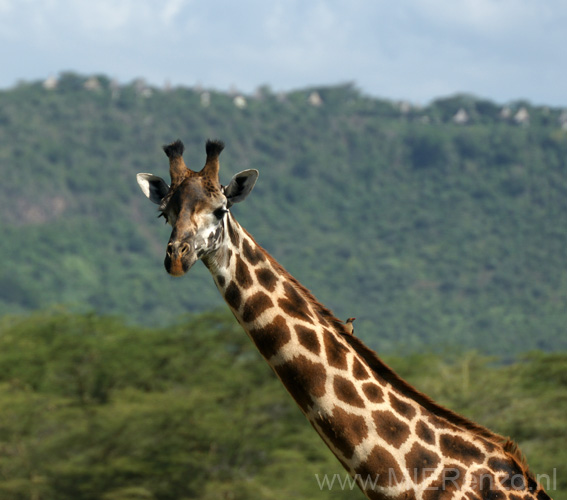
[344, 317, 356, 335]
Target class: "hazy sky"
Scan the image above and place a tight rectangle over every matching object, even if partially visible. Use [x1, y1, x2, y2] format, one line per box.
[1, 0, 566, 106]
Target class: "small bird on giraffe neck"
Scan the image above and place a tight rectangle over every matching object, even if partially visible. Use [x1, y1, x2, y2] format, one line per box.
[344, 317, 356, 335]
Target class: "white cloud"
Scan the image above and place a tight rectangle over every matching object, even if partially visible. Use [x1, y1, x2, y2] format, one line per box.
[161, 0, 189, 26]
[1, 0, 566, 105]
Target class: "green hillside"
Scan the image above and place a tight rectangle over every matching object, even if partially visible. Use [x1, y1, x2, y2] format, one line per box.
[0, 312, 564, 500]
[0, 73, 566, 355]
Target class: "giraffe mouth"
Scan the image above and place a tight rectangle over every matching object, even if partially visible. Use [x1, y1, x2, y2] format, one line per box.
[168, 257, 186, 277]
[164, 252, 197, 277]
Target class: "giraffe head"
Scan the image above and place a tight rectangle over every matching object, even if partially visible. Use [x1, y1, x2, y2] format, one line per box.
[137, 139, 258, 276]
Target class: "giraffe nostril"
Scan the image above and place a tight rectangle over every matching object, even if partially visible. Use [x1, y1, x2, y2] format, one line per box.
[180, 243, 190, 256]
[166, 243, 174, 257]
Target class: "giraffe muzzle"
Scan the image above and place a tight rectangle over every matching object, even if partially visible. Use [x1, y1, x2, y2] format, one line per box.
[164, 241, 196, 277]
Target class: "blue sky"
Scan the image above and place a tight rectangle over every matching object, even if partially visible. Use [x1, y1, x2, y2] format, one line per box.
[1, 0, 566, 106]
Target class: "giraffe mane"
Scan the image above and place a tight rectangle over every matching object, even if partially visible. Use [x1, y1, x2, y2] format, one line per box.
[240, 226, 533, 477]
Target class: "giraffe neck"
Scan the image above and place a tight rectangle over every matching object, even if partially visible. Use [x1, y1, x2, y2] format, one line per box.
[203, 213, 347, 339]
[202, 214, 550, 500]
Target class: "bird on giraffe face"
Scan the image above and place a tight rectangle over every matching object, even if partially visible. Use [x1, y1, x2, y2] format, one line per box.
[344, 317, 356, 335]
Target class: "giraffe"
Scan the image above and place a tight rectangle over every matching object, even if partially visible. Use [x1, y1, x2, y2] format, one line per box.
[136, 139, 552, 500]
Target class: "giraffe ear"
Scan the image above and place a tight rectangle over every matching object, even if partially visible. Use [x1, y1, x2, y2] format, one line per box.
[224, 169, 258, 206]
[137, 173, 169, 204]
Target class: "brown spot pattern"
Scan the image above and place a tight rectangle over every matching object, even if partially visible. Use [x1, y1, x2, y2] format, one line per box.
[428, 415, 446, 430]
[256, 267, 278, 291]
[242, 238, 265, 265]
[356, 445, 404, 490]
[488, 457, 523, 476]
[242, 291, 274, 323]
[396, 490, 417, 500]
[324, 330, 349, 370]
[333, 376, 366, 408]
[235, 255, 253, 288]
[352, 357, 370, 380]
[373, 409, 411, 447]
[527, 477, 539, 494]
[314, 407, 368, 459]
[362, 382, 384, 403]
[278, 281, 313, 322]
[390, 393, 417, 420]
[274, 356, 326, 412]
[216, 275, 226, 288]
[422, 480, 444, 500]
[488, 457, 526, 492]
[500, 472, 527, 492]
[479, 439, 496, 454]
[202, 179, 217, 194]
[444, 465, 466, 495]
[405, 442, 440, 484]
[440, 434, 483, 465]
[416, 420, 436, 445]
[478, 469, 507, 500]
[249, 315, 291, 359]
[227, 221, 240, 247]
[295, 325, 320, 355]
[423, 465, 466, 500]
[224, 281, 241, 309]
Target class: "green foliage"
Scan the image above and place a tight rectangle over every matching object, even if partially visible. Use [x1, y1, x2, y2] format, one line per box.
[0, 311, 350, 499]
[0, 312, 565, 499]
[0, 75, 566, 357]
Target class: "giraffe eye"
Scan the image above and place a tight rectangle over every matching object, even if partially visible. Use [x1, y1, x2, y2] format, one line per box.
[213, 207, 228, 219]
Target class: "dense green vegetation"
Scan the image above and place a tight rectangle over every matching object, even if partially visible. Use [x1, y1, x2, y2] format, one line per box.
[0, 73, 566, 355]
[0, 311, 564, 500]
[0, 76, 564, 499]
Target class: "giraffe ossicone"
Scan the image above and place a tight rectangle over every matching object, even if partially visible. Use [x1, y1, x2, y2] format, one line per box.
[137, 139, 552, 500]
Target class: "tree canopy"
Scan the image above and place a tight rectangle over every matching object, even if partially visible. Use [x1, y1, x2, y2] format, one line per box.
[0, 311, 564, 500]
